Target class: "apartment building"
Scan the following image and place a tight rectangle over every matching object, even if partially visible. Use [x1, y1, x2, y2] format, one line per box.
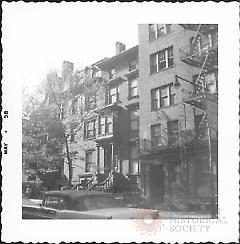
[59, 24, 218, 211]
[138, 24, 218, 210]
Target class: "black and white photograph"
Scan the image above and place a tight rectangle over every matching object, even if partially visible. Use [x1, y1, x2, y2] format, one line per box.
[2, 2, 239, 243]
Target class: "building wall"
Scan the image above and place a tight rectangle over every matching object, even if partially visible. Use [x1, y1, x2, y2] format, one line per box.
[137, 24, 218, 208]
[138, 24, 201, 144]
[63, 48, 139, 184]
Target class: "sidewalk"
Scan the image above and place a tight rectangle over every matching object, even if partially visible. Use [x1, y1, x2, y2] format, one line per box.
[157, 210, 211, 219]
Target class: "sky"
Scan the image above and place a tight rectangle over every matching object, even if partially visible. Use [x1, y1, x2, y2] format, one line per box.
[3, 3, 141, 93]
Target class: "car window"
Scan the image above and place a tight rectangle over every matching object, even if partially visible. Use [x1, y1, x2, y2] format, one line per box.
[81, 196, 123, 210]
[44, 196, 67, 210]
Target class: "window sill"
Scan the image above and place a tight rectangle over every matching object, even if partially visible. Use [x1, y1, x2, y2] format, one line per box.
[97, 133, 113, 137]
[150, 65, 175, 76]
[105, 100, 122, 106]
[128, 95, 139, 101]
[151, 103, 178, 112]
[149, 31, 173, 42]
[84, 136, 96, 141]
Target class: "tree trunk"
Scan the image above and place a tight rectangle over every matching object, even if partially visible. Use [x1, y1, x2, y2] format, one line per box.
[65, 137, 72, 186]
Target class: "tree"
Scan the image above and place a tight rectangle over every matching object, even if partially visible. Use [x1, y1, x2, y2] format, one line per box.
[44, 66, 107, 185]
[22, 93, 64, 177]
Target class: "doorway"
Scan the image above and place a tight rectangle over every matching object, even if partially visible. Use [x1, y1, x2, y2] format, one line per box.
[149, 164, 165, 203]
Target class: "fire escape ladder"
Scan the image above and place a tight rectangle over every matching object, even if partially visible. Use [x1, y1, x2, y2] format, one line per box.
[198, 112, 207, 129]
[195, 52, 209, 97]
[191, 24, 202, 45]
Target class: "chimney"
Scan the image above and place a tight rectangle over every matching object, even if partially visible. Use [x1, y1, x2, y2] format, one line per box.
[62, 61, 74, 79]
[115, 42, 126, 55]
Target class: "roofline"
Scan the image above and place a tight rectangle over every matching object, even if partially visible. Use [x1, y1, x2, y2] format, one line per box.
[96, 45, 138, 69]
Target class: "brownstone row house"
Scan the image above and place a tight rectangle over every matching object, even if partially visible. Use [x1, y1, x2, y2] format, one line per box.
[53, 24, 218, 211]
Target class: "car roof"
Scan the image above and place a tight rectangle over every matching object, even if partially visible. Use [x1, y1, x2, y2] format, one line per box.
[44, 190, 111, 201]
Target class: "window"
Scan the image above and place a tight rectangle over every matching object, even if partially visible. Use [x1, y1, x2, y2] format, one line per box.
[109, 68, 116, 79]
[129, 78, 138, 99]
[99, 116, 105, 135]
[84, 120, 96, 139]
[194, 32, 217, 52]
[107, 86, 119, 105]
[71, 99, 78, 115]
[151, 124, 163, 147]
[167, 120, 179, 145]
[193, 71, 218, 95]
[99, 115, 113, 135]
[129, 144, 139, 174]
[105, 115, 113, 134]
[149, 24, 171, 40]
[85, 94, 96, 110]
[151, 84, 176, 109]
[205, 72, 217, 94]
[85, 151, 93, 173]
[129, 109, 139, 131]
[150, 46, 174, 73]
[129, 60, 137, 71]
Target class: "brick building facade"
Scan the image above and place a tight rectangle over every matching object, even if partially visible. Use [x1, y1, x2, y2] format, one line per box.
[57, 24, 217, 211]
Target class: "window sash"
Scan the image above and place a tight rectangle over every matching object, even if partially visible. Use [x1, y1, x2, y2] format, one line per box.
[129, 145, 139, 174]
[149, 24, 170, 40]
[129, 60, 137, 71]
[108, 86, 119, 104]
[150, 47, 173, 73]
[151, 124, 162, 147]
[85, 121, 95, 138]
[151, 84, 176, 109]
[129, 79, 138, 98]
[85, 152, 93, 173]
[167, 121, 179, 144]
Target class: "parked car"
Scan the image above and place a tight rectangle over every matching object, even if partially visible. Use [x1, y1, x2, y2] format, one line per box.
[22, 190, 159, 219]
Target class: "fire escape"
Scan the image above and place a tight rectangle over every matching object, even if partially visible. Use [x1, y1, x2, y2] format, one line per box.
[179, 24, 218, 103]
[178, 24, 218, 137]
[177, 24, 218, 216]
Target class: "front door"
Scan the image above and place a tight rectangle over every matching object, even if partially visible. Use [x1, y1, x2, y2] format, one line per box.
[104, 145, 112, 174]
[149, 164, 164, 203]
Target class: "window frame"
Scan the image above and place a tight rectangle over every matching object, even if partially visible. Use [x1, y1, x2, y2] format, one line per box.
[84, 120, 96, 139]
[129, 108, 139, 132]
[149, 24, 171, 41]
[85, 151, 93, 173]
[71, 99, 78, 115]
[85, 93, 96, 110]
[167, 120, 179, 145]
[107, 85, 119, 105]
[151, 83, 176, 110]
[98, 114, 113, 136]
[129, 144, 139, 174]
[151, 124, 163, 148]
[150, 46, 174, 74]
[128, 60, 137, 71]
[128, 78, 138, 99]
[109, 68, 116, 79]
